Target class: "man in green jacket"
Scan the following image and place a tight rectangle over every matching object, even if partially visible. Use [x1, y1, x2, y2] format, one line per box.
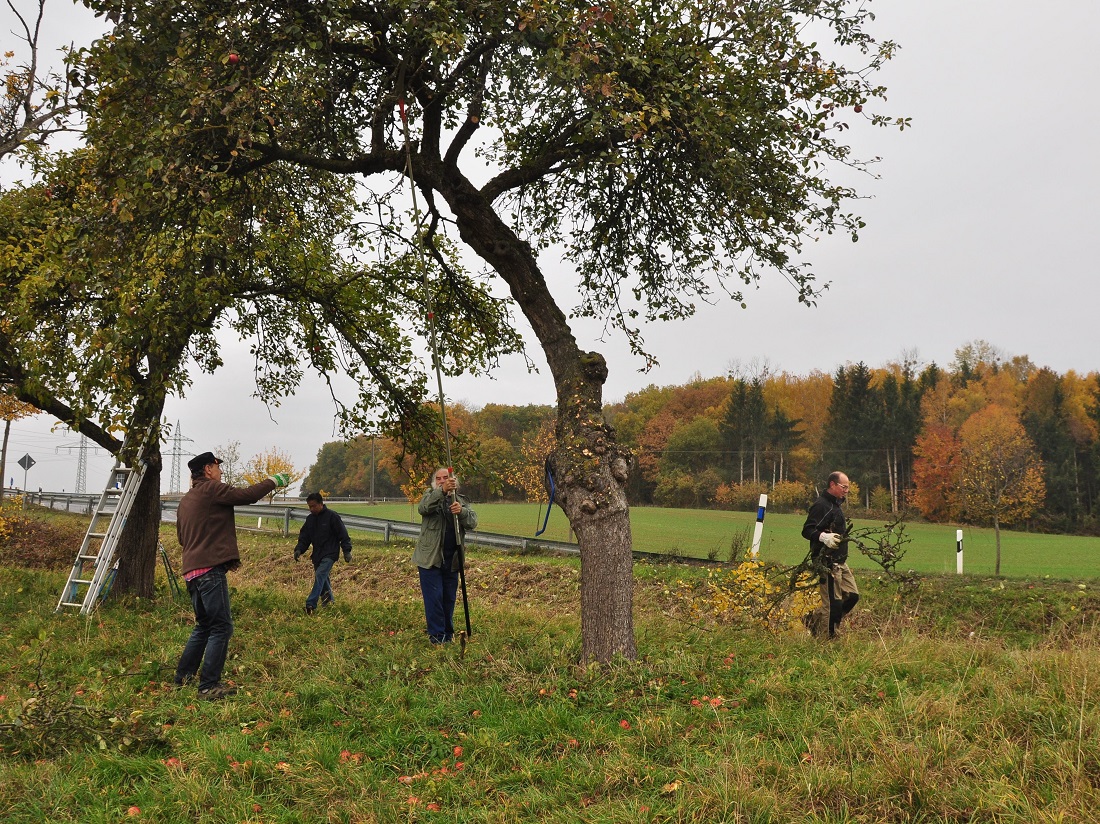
[173, 450, 288, 700]
[412, 467, 477, 644]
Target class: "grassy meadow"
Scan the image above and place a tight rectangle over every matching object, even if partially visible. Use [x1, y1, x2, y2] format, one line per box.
[1, 507, 1099, 823]
[330, 501, 1100, 581]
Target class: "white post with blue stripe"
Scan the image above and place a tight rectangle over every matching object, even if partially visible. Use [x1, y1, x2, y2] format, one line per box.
[750, 494, 768, 559]
[956, 529, 964, 574]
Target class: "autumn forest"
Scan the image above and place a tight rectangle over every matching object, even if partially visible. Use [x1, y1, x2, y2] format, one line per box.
[302, 341, 1100, 536]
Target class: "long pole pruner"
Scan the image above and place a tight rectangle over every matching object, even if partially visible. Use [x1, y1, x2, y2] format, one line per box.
[398, 91, 472, 639]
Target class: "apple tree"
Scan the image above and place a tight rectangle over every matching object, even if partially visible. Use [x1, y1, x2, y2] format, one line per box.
[78, 0, 902, 659]
[0, 146, 516, 595]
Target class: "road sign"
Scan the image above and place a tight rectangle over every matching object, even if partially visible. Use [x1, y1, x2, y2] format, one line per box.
[17, 454, 35, 471]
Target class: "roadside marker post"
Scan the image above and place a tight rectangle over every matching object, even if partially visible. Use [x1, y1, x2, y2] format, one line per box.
[750, 494, 768, 559]
[956, 529, 964, 575]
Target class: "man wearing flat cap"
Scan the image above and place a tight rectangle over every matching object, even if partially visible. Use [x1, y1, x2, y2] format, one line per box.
[173, 450, 289, 700]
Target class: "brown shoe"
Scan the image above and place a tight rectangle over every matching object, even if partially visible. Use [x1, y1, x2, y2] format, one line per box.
[198, 683, 238, 701]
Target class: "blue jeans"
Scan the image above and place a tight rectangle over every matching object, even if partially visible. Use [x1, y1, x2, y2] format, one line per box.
[418, 565, 459, 643]
[306, 556, 336, 609]
[176, 566, 233, 691]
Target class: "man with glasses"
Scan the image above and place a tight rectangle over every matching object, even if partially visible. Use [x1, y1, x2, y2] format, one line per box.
[801, 471, 860, 639]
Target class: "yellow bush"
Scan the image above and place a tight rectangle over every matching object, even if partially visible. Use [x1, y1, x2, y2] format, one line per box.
[767, 480, 812, 511]
[713, 481, 768, 511]
[678, 552, 818, 635]
[0, 496, 23, 544]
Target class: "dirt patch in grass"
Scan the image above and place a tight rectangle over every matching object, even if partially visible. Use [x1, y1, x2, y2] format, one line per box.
[235, 536, 586, 611]
[213, 531, 691, 622]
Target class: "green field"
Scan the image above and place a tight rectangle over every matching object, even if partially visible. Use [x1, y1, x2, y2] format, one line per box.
[4, 514, 1099, 823]
[329, 501, 1100, 581]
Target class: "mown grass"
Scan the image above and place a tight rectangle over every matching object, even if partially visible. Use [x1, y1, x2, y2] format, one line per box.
[2, 509, 1099, 823]
[332, 502, 1100, 581]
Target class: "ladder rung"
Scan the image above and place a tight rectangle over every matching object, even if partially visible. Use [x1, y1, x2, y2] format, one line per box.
[88, 532, 107, 538]
[72, 578, 94, 585]
[79, 554, 100, 560]
[59, 601, 84, 608]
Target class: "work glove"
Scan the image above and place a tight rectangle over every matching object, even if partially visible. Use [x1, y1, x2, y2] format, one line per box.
[293, 548, 303, 562]
[819, 532, 841, 550]
[343, 550, 352, 563]
[268, 472, 290, 487]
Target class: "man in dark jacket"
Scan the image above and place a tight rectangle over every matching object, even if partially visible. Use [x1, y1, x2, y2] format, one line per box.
[293, 492, 352, 614]
[801, 471, 860, 639]
[173, 450, 288, 700]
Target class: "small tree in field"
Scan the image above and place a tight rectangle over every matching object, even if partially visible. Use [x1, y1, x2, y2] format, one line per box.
[953, 406, 1045, 575]
[212, 440, 242, 487]
[508, 419, 557, 504]
[242, 447, 303, 502]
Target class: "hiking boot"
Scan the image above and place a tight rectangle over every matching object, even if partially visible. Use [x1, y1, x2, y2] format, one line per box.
[198, 683, 238, 701]
[305, 605, 316, 615]
[173, 674, 196, 689]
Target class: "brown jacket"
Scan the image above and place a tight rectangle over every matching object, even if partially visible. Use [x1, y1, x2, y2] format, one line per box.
[177, 477, 276, 574]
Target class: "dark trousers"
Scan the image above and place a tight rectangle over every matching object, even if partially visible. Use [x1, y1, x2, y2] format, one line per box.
[813, 563, 860, 638]
[306, 556, 336, 609]
[418, 564, 459, 643]
[176, 566, 233, 690]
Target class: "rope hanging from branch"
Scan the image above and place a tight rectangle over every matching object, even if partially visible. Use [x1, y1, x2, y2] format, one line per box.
[398, 89, 472, 638]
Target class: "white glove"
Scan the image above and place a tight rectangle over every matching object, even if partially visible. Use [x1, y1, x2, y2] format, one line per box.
[820, 532, 841, 550]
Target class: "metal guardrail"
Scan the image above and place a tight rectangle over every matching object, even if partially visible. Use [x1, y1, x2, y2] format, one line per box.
[175, 500, 582, 556]
[24, 493, 717, 562]
[24, 492, 579, 555]
[22, 491, 101, 515]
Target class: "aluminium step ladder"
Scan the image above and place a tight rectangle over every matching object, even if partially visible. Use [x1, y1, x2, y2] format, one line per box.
[56, 441, 149, 614]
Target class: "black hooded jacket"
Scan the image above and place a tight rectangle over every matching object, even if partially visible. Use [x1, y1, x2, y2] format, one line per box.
[294, 506, 352, 566]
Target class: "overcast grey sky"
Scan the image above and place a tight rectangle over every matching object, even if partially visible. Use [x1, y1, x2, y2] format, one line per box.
[4, 0, 1098, 494]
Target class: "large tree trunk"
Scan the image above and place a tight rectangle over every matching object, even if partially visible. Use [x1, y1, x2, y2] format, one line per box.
[443, 174, 637, 663]
[552, 355, 636, 663]
[109, 399, 167, 598]
[112, 449, 162, 598]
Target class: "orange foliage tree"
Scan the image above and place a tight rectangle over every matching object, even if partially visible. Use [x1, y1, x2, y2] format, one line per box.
[953, 406, 1045, 575]
[911, 423, 960, 522]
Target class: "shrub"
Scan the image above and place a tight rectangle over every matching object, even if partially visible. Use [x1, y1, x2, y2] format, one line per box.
[653, 471, 697, 508]
[870, 485, 892, 513]
[678, 552, 818, 634]
[767, 480, 812, 512]
[0, 496, 23, 544]
[713, 481, 768, 511]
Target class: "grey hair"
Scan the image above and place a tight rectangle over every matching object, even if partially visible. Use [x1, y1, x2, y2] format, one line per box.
[431, 467, 458, 489]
